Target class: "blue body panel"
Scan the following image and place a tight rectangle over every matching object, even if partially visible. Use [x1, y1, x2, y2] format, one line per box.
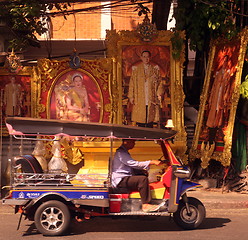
[12, 188, 109, 200]
[176, 180, 201, 204]
[181, 181, 201, 193]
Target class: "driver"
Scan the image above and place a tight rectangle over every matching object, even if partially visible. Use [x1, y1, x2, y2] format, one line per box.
[111, 139, 162, 212]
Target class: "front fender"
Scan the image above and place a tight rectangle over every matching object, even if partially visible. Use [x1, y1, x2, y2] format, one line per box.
[179, 181, 202, 196]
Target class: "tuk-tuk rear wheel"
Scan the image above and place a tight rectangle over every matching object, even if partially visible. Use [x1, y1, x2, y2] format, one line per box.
[34, 200, 71, 236]
[173, 197, 205, 230]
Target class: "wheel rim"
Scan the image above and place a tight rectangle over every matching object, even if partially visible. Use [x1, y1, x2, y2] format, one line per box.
[40, 206, 64, 231]
[180, 205, 198, 224]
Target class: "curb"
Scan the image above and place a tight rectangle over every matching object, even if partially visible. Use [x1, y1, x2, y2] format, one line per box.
[187, 188, 248, 209]
[202, 200, 248, 209]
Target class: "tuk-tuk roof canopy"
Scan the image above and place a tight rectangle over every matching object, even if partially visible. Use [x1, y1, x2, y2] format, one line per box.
[6, 117, 177, 140]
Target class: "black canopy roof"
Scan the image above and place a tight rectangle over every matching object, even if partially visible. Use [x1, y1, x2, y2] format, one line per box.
[6, 117, 177, 140]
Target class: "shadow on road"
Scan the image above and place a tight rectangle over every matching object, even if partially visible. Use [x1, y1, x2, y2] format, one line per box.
[198, 217, 231, 229]
[21, 216, 231, 236]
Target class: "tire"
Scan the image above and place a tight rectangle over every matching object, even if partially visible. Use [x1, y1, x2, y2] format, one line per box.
[173, 197, 206, 230]
[34, 200, 71, 236]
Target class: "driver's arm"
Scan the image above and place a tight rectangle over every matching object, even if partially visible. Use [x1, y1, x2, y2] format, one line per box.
[117, 151, 150, 170]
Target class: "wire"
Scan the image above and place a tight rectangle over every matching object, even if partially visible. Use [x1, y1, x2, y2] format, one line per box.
[20, 48, 107, 63]
[73, 3, 77, 51]
[47, 0, 151, 17]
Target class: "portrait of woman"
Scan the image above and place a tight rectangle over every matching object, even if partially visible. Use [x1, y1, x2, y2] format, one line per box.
[49, 70, 102, 122]
[65, 74, 90, 122]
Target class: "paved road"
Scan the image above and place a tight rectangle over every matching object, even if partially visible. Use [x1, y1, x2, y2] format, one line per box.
[1, 205, 248, 240]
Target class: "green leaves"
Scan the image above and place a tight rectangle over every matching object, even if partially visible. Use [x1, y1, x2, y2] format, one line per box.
[0, 0, 69, 51]
[240, 74, 248, 99]
[134, 3, 150, 16]
[171, 31, 184, 60]
[174, 0, 239, 51]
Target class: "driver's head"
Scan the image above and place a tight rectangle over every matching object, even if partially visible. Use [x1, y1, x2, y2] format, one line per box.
[122, 139, 136, 150]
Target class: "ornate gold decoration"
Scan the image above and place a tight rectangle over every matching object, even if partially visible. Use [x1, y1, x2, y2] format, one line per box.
[136, 15, 158, 42]
[104, 103, 112, 112]
[174, 79, 185, 113]
[106, 29, 187, 161]
[4, 49, 22, 73]
[190, 28, 248, 168]
[200, 142, 215, 168]
[109, 57, 118, 123]
[69, 50, 81, 69]
[60, 138, 84, 165]
[32, 58, 114, 123]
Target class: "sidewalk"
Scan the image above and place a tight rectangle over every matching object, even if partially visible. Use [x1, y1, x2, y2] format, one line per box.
[187, 188, 248, 209]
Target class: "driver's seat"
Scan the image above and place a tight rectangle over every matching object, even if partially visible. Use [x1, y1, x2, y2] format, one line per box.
[109, 186, 130, 194]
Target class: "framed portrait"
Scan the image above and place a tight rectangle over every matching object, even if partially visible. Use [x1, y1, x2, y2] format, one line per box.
[190, 29, 248, 168]
[121, 45, 171, 126]
[106, 28, 187, 160]
[0, 67, 32, 135]
[33, 58, 113, 123]
[49, 70, 103, 122]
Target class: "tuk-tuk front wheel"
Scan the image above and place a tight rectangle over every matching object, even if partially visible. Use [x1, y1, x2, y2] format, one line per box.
[173, 197, 205, 230]
[34, 200, 71, 236]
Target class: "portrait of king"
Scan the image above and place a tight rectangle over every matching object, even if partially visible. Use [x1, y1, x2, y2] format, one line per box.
[122, 45, 171, 127]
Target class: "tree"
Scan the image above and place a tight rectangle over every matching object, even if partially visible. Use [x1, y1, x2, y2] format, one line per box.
[151, 0, 172, 30]
[0, 0, 151, 51]
[0, 0, 70, 50]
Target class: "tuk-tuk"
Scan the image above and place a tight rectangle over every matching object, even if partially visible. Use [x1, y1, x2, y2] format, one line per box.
[2, 117, 205, 236]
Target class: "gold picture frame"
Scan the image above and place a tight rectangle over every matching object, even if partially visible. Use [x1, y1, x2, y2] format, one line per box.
[190, 28, 248, 168]
[0, 66, 33, 135]
[106, 28, 187, 160]
[32, 58, 114, 123]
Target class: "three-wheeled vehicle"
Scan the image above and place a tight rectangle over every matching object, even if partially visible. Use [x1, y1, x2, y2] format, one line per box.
[2, 117, 205, 236]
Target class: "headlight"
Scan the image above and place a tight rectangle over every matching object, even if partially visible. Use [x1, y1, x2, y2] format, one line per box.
[173, 167, 190, 178]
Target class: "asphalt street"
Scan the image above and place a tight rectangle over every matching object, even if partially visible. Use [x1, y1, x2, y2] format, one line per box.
[1, 203, 248, 240]
[1, 188, 248, 240]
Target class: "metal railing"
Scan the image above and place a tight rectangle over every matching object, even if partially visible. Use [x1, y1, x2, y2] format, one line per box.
[13, 172, 108, 188]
